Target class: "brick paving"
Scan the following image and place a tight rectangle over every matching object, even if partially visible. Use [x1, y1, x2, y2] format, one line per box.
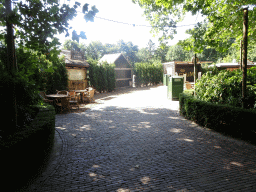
[25, 85, 256, 192]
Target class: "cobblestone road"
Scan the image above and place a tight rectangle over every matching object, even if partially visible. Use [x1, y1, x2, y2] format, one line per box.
[25, 85, 256, 192]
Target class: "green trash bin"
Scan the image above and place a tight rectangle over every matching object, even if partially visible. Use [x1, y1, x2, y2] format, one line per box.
[167, 76, 184, 100]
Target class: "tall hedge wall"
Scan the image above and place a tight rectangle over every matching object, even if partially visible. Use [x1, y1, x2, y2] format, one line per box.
[134, 60, 163, 87]
[88, 59, 116, 93]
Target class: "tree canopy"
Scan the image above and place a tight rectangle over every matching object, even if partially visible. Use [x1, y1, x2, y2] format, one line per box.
[0, 0, 98, 131]
[0, 0, 98, 55]
[133, 0, 256, 51]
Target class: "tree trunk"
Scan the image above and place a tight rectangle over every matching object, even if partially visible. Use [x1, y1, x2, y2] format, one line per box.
[240, 40, 243, 70]
[5, 0, 18, 130]
[242, 8, 248, 109]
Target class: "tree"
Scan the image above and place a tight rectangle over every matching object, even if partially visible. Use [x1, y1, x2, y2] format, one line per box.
[133, 0, 256, 51]
[248, 44, 256, 62]
[0, 0, 98, 133]
[166, 44, 190, 61]
[1, 0, 98, 55]
[136, 47, 151, 62]
[146, 39, 156, 60]
[153, 44, 169, 62]
[117, 40, 139, 65]
[135, 39, 159, 63]
[132, 0, 180, 44]
[85, 41, 106, 60]
[105, 43, 119, 54]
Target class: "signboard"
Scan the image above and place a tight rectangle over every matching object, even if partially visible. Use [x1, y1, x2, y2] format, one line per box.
[67, 69, 86, 80]
[175, 64, 202, 82]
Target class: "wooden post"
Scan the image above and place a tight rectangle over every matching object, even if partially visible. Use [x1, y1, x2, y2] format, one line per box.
[242, 7, 248, 109]
[193, 53, 198, 95]
[194, 54, 198, 82]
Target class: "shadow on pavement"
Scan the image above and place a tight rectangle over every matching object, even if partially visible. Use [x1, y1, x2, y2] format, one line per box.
[48, 105, 256, 192]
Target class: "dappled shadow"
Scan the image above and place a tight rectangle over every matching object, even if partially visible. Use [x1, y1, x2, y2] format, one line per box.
[52, 103, 256, 191]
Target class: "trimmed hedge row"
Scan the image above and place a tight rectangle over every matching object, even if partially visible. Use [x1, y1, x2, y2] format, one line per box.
[88, 59, 116, 93]
[179, 93, 256, 143]
[134, 61, 163, 87]
[1, 104, 56, 191]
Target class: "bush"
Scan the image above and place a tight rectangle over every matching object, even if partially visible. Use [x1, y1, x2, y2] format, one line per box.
[38, 55, 68, 94]
[88, 59, 116, 93]
[179, 93, 256, 144]
[183, 89, 195, 96]
[134, 60, 163, 87]
[195, 67, 256, 109]
[201, 65, 222, 76]
[0, 45, 66, 135]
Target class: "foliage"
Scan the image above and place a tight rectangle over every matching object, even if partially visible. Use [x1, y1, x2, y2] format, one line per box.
[248, 44, 256, 62]
[166, 41, 232, 63]
[153, 44, 169, 62]
[39, 56, 68, 94]
[63, 39, 78, 51]
[136, 48, 151, 63]
[201, 65, 222, 76]
[183, 89, 195, 96]
[166, 44, 191, 61]
[0, 0, 98, 131]
[134, 60, 163, 87]
[1, 0, 98, 55]
[133, 0, 256, 52]
[195, 67, 256, 109]
[117, 40, 139, 65]
[75, 40, 139, 65]
[179, 93, 256, 144]
[136, 39, 168, 63]
[178, 22, 207, 54]
[87, 59, 116, 93]
[63, 39, 86, 59]
[85, 41, 108, 60]
[132, 0, 180, 44]
[72, 30, 87, 43]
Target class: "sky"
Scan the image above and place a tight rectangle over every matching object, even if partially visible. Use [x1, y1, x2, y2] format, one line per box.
[58, 0, 205, 49]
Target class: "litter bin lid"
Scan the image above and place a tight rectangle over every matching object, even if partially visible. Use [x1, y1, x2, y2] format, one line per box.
[171, 76, 184, 78]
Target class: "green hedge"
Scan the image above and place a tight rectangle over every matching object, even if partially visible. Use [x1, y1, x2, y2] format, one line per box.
[179, 93, 256, 143]
[88, 59, 116, 93]
[0, 104, 56, 191]
[134, 61, 163, 87]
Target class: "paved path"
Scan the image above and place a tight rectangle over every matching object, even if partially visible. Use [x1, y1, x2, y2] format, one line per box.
[25, 85, 256, 192]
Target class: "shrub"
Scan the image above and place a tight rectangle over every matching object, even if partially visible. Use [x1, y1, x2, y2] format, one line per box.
[179, 93, 256, 144]
[134, 60, 163, 87]
[88, 59, 116, 93]
[195, 67, 256, 109]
